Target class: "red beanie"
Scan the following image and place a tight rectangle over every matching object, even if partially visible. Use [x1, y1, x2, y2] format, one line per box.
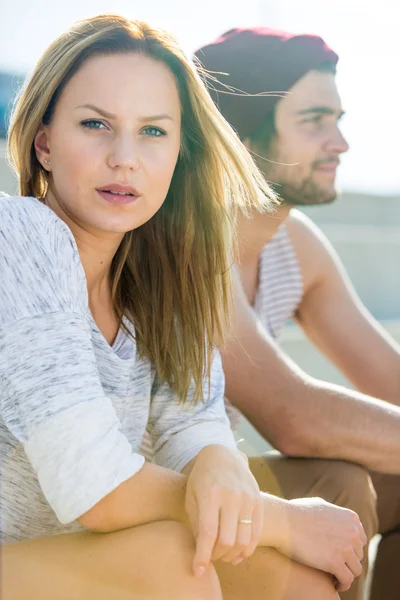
[195, 27, 338, 139]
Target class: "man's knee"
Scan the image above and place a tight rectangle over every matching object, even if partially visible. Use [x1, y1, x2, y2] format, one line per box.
[321, 461, 378, 538]
[217, 546, 339, 600]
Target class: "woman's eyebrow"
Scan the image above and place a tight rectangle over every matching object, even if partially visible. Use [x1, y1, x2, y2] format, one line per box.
[75, 104, 117, 118]
[74, 104, 174, 122]
[137, 114, 174, 122]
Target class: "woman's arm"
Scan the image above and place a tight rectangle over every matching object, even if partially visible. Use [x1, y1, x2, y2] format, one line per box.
[79, 443, 366, 593]
[78, 443, 262, 576]
[84, 353, 263, 575]
[77, 460, 187, 529]
[0, 202, 146, 525]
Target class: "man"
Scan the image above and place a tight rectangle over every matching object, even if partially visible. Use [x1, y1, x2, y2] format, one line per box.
[195, 28, 400, 600]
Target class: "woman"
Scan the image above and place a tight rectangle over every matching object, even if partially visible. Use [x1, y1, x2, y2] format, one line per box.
[1, 14, 363, 599]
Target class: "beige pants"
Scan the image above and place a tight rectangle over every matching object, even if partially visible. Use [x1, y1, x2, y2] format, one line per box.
[249, 452, 400, 600]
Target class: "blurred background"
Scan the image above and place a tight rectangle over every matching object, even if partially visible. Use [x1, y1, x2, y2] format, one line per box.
[1, 0, 399, 455]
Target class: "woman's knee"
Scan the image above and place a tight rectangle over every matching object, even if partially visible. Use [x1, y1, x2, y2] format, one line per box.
[3, 521, 222, 600]
[114, 520, 222, 600]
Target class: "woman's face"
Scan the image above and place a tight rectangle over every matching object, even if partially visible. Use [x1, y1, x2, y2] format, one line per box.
[36, 52, 182, 235]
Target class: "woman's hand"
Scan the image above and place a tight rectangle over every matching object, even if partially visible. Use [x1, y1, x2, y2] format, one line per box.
[184, 445, 264, 577]
[264, 496, 367, 593]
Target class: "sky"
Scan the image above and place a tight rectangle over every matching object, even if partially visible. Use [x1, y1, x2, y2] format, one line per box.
[1, 0, 399, 195]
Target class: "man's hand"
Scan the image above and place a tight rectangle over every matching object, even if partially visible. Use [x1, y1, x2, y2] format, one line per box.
[271, 496, 367, 593]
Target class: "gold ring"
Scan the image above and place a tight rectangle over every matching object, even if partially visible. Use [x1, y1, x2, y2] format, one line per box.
[239, 519, 253, 525]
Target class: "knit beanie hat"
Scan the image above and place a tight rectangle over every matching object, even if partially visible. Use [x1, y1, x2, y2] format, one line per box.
[195, 27, 338, 139]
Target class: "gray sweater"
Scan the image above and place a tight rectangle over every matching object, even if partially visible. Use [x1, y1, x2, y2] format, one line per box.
[0, 195, 235, 543]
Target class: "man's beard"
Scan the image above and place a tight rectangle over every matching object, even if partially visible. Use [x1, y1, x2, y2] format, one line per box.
[270, 173, 338, 206]
[259, 149, 340, 206]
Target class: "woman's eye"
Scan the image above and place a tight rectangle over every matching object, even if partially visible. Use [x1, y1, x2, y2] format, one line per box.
[142, 126, 166, 137]
[80, 119, 107, 130]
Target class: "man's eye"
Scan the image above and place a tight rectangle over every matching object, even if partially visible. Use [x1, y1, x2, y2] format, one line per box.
[304, 115, 323, 124]
[142, 126, 166, 137]
[80, 119, 107, 130]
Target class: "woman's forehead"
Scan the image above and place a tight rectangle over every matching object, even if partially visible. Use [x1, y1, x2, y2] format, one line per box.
[56, 53, 181, 120]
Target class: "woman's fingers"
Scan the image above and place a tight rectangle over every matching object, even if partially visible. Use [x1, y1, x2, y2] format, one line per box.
[210, 501, 238, 562]
[218, 517, 252, 563]
[192, 490, 261, 574]
[241, 499, 264, 559]
[216, 497, 261, 564]
[236, 518, 253, 553]
[184, 447, 264, 575]
[193, 498, 219, 577]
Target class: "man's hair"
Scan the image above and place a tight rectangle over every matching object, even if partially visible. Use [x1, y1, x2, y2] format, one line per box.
[195, 28, 338, 141]
[248, 61, 337, 153]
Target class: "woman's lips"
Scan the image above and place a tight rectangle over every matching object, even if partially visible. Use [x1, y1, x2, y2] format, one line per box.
[96, 189, 140, 205]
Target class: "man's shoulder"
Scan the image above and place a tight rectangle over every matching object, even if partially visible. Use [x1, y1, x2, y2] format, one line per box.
[284, 209, 336, 292]
[285, 209, 334, 255]
[285, 209, 325, 241]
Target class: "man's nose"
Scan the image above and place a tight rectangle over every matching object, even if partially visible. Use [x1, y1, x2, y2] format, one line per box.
[326, 126, 349, 155]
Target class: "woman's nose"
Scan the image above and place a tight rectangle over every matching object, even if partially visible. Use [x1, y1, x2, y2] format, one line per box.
[108, 136, 140, 171]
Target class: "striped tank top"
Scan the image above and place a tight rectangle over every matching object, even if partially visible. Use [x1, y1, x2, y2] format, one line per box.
[140, 223, 303, 458]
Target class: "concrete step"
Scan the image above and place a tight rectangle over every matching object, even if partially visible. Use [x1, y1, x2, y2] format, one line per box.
[301, 192, 400, 227]
[317, 225, 400, 321]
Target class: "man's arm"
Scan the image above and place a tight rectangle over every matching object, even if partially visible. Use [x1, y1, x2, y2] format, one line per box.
[288, 209, 400, 403]
[221, 267, 400, 474]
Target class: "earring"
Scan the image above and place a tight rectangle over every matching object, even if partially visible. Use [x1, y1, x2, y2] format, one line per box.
[44, 159, 51, 165]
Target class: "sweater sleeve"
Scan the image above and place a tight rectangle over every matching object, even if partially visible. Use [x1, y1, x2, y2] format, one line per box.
[147, 350, 237, 473]
[0, 197, 144, 524]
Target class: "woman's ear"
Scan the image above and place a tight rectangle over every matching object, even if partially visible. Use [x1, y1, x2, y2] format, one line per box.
[34, 124, 51, 170]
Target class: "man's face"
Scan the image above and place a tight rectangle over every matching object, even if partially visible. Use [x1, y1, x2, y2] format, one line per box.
[253, 69, 348, 206]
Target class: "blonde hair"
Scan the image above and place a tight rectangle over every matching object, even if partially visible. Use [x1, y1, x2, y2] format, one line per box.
[8, 14, 277, 402]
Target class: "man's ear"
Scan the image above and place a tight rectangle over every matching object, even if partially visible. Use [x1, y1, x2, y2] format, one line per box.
[34, 124, 51, 170]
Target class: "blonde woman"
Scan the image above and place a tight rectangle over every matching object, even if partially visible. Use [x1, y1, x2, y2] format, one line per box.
[1, 15, 363, 600]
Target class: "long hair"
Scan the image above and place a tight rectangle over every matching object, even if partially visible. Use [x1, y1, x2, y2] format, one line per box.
[7, 14, 277, 402]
